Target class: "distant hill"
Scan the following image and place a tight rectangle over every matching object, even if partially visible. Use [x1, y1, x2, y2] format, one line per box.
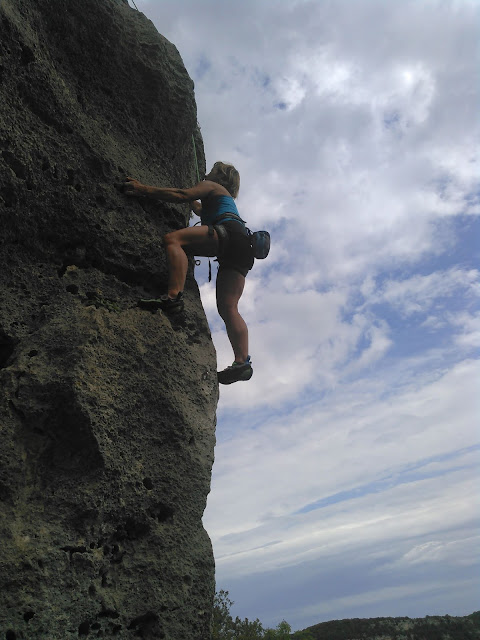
[291, 611, 480, 640]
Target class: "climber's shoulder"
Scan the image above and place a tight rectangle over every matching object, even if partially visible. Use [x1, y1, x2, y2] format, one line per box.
[183, 180, 228, 201]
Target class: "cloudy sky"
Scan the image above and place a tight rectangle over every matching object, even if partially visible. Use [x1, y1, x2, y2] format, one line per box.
[130, 0, 479, 631]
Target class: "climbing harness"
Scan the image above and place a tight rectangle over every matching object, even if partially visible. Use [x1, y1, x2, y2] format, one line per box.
[214, 213, 271, 260]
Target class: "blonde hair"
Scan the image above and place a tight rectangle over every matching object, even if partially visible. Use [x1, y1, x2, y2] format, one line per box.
[208, 161, 240, 198]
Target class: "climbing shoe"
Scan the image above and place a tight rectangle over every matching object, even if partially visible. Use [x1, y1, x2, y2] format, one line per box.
[138, 292, 184, 314]
[217, 357, 253, 385]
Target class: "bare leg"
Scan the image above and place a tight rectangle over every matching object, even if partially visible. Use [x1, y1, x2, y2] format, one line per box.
[216, 268, 248, 362]
[163, 226, 218, 298]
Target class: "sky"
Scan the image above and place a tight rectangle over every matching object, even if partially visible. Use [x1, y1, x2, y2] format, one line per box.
[128, 0, 479, 632]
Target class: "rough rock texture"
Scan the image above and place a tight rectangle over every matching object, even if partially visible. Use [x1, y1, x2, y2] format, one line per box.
[0, 1, 217, 638]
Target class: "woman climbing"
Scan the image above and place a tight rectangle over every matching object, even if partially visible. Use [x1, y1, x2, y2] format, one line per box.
[123, 161, 254, 385]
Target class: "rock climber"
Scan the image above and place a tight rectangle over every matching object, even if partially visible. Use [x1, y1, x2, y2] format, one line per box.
[122, 162, 254, 385]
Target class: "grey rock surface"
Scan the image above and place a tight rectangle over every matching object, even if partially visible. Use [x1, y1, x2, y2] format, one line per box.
[0, 0, 217, 638]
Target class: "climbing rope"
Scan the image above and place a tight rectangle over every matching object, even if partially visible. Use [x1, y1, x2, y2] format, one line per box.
[192, 133, 201, 183]
[130, 0, 139, 10]
[191, 133, 212, 277]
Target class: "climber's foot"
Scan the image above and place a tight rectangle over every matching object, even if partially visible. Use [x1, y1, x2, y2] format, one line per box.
[217, 357, 253, 385]
[138, 292, 184, 313]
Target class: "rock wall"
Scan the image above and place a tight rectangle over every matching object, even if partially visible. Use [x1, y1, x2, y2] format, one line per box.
[0, 1, 217, 638]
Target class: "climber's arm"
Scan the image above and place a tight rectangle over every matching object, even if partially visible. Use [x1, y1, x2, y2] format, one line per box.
[190, 200, 202, 216]
[123, 178, 213, 203]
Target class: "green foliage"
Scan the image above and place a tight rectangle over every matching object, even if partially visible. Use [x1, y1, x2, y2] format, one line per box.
[233, 616, 265, 639]
[211, 591, 291, 640]
[264, 620, 292, 639]
[291, 632, 315, 640]
[211, 590, 236, 640]
[212, 591, 480, 640]
[297, 613, 480, 640]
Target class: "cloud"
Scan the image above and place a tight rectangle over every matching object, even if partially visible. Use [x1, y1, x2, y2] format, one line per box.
[401, 536, 480, 568]
[211, 263, 478, 411]
[452, 310, 480, 348]
[364, 268, 480, 316]
[207, 358, 479, 536]
[205, 355, 479, 625]
[133, 0, 479, 628]
[284, 577, 478, 629]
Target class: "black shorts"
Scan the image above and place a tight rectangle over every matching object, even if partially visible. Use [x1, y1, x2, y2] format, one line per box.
[214, 221, 254, 277]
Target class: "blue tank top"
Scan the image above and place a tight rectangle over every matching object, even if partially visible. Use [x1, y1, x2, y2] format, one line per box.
[200, 195, 245, 227]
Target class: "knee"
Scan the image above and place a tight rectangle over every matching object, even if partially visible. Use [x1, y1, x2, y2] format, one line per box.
[217, 299, 237, 321]
[163, 232, 179, 249]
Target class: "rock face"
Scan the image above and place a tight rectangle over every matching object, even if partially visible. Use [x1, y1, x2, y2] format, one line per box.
[0, 1, 217, 638]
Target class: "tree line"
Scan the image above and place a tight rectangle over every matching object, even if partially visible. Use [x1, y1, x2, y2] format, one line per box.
[211, 591, 480, 640]
[211, 590, 315, 640]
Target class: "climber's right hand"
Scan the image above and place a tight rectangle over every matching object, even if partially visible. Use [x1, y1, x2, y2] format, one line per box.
[122, 177, 146, 196]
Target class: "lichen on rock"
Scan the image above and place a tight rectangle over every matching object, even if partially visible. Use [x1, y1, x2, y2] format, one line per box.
[0, 1, 217, 638]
